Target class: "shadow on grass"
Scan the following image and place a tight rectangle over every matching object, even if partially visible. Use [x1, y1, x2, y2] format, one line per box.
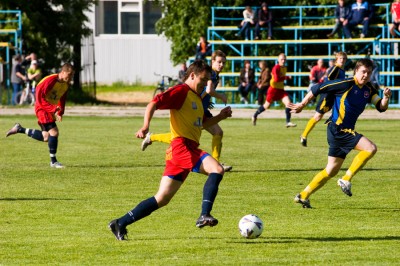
[233, 167, 400, 173]
[0, 197, 75, 201]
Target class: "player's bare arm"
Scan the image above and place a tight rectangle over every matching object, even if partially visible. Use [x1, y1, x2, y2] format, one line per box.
[289, 91, 315, 113]
[380, 88, 392, 111]
[206, 80, 227, 104]
[202, 106, 232, 128]
[136, 101, 156, 139]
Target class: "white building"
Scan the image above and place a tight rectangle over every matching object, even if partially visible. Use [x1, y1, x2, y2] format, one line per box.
[82, 0, 178, 85]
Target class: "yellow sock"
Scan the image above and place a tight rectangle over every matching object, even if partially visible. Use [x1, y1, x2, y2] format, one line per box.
[342, 151, 374, 182]
[211, 135, 222, 162]
[301, 117, 318, 139]
[151, 133, 172, 144]
[300, 169, 331, 199]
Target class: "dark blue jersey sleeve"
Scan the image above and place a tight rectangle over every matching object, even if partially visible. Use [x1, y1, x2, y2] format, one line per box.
[311, 78, 354, 97]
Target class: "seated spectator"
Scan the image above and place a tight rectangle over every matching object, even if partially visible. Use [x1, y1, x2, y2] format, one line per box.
[256, 60, 271, 105]
[327, 0, 350, 38]
[255, 2, 273, 40]
[177, 62, 187, 84]
[235, 6, 255, 40]
[343, 0, 374, 39]
[238, 60, 255, 104]
[195, 36, 212, 60]
[308, 59, 326, 90]
[390, 0, 400, 37]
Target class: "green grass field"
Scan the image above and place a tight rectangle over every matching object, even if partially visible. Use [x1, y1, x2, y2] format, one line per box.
[1, 115, 400, 265]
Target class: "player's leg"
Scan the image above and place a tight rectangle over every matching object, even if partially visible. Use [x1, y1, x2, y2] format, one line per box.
[300, 112, 324, 146]
[141, 132, 172, 151]
[42, 123, 64, 168]
[252, 89, 272, 126]
[282, 95, 296, 127]
[337, 136, 377, 196]
[110, 176, 183, 240]
[195, 154, 224, 228]
[204, 124, 222, 161]
[6, 122, 45, 141]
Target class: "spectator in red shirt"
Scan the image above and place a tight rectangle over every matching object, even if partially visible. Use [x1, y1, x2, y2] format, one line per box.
[308, 59, 327, 90]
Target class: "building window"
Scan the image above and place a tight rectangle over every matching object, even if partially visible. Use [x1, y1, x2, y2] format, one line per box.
[143, 1, 162, 34]
[95, 0, 162, 35]
[95, 1, 118, 35]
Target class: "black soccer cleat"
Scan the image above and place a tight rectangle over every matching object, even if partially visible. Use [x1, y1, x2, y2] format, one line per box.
[300, 136, 307, 147]
[294, 194, 312, 208]
[6, 123, 22, 137]
[109, 219, 128, 240]
[196, 214, 219, 228]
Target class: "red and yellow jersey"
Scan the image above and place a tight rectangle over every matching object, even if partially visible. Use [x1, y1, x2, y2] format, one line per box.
[35, 74, 69, 115]
[392, 2, 400, 19]
[153, 84, 204, 143]
[270, 64, 287, 90]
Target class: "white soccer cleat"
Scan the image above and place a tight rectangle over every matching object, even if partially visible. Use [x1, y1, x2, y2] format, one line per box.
[141, 132, 152, 151]
[286, 122, 297, 128]
[337, 179, 352, 197]
[50, 161, 65, 169]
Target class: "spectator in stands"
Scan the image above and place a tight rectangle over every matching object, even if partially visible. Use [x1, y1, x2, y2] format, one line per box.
[238, 60, 255, 104]
[252, 53, 296, 128]
[11, 54, 27, 105]
[343, 0, 374, 39]
[308, 59, 327, 90]
[256, 60, 271, 105]
[27, 60, 42, 91]
[327, 0, 350, 38]
[195, 36, 212, 60]
[178, 62, 187, 84]
[235, 6, 255, 40]
[390, 0, 400, 37]
[255, 2, 273, 40]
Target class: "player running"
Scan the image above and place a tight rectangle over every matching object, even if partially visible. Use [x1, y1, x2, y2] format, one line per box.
[290, 58, 391, 208]
[300, 51, 348, 147]
[141, 50, 233, 172]
[5, 63, 74, 168]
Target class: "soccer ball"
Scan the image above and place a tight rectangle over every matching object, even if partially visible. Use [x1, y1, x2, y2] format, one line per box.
[238, 214, 264, 239]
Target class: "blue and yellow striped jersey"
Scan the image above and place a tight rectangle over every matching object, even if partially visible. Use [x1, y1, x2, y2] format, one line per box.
[311, 77, 382, 130]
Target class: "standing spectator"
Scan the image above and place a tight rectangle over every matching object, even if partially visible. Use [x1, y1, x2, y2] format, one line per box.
[109, 60, 232, 241]
[6, 63, 75, 168]
[195, 36, 212, 60]
[343, 0, 374, 39]
[300, 52, 347, 147]
[27, 60, 42, 91]
[327, 0, 350, 38]
[11, 54, 26, 105]
[178, 62, 187, 84]
[235, 6, 255, 40]
[252, 53, 296, 127]
[291, 59, 391, 208]
[256, 60, 271, 105]
[308, 59, 327, 90]
[390, 0, 400, 37]
[254, 2, 273, 40]
[238, 60, 255, 104]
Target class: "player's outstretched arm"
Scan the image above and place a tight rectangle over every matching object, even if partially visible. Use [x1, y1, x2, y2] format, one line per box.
[288, 91, 315, 113]
[202, 106, 232, 128]
[206, 80, 227, 104]
[136, 101, 156, 139]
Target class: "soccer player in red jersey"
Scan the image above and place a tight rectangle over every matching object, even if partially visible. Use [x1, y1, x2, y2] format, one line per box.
[6, 63, 74, 168]
[109, 60, 232, 241]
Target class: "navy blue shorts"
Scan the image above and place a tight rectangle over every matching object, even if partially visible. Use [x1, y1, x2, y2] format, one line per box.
[315, 93, 334, 114]
[327, 122, 363, 159]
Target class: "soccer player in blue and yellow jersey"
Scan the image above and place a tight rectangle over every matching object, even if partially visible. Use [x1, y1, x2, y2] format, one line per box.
[252, 53, 296, 127]
[6, 63, 74, 168]
[141, 50, 233, 171]
[300, 51, 348, 147]
[290, 58, 391, 208]
[109, 60, 232, 240]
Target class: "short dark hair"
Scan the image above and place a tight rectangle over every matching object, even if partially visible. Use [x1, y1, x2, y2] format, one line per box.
[184, 60, 212, 82]
[354, 58, 373, 75]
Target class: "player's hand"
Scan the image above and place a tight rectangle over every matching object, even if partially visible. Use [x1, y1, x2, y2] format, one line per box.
[288, 102, 305, 113]
[219, 106, 232, 119]
[55, 114, 62, 122]
[383, 87, 392, 99]
[135, 128, 148, 139]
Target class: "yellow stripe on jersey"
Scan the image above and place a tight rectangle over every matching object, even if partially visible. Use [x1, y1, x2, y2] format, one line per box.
[337, 89, 350, 125]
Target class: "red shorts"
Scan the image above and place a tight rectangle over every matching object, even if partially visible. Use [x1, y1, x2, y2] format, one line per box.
[266, 87, 289, 103]
[36, 109, 55, 124]
[163, 137, 209, 181]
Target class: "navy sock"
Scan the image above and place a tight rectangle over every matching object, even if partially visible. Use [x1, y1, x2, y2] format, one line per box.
[48, 136, 58, 163]
[285, 108, 291, 123]
[254, 106, 265, 118]
[201, 173, 223, 215]
[118, 196, 159, 227]
[27, 129, 44, 141]
[17, 126, 26, 134]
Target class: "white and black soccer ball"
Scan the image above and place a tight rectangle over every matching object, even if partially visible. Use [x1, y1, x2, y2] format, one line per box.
[238, 214, 264, 239]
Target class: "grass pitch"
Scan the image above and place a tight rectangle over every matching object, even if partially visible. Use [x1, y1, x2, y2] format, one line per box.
[1, 114, 400, 265]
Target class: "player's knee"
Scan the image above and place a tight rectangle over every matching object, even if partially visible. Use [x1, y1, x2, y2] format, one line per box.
[42, 132, 50, 142]
[368, 143, 377, 155]
[155, 195, 173, 207]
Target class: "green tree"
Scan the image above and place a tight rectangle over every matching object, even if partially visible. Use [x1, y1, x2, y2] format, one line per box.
[0, 0, 96, 92]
